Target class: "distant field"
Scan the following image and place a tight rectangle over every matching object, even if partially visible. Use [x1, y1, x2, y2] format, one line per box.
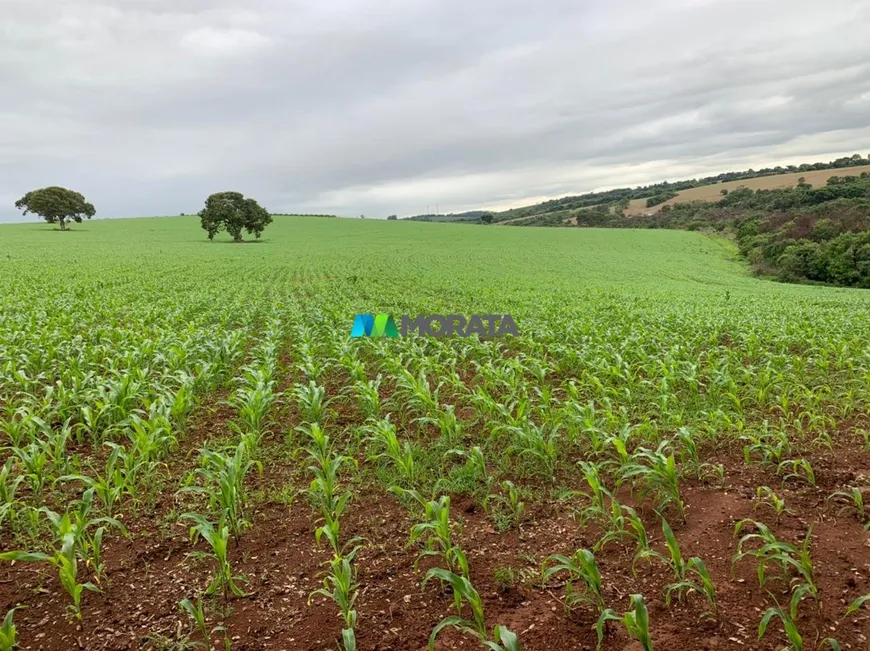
[3, 217, 870, 650]
[625, 164, 870, 215]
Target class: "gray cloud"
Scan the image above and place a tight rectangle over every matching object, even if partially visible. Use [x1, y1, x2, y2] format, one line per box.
[1, 0, 869, 221]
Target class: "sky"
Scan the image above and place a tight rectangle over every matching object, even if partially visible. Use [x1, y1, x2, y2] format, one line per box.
[2, 0, 870, 222]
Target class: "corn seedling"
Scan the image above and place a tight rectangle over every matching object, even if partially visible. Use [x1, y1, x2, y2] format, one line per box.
[733, 520, 817, 603]
[827, 487, 868, 526]
[304, 427, 354, 528]
[576, 461, 614, 525]
[846, 593, 870, 616]
[424, 568, 519, 651]
[292, 380, 333, 426]
[758, 597, 804, 651]
[0, 523, 99, 620]
[742, 425, 790, 467]
[178, 593, 229, 650]
[408, 495, 468, 576]
[777, 458, 816, 487]
[505, 422, 560, 478]
[180, 442, 262, 543]
[56, 444, 132, 518]
[363, 416, 418, 486]
[755, 486, 791, 520]
[353, 375, 382, 420]
[183, 513, 247, 603]
[541, 548, 606, 615]
[10, 443, 51, 495]
[309, 555, 359, 641]
[0, 459, 23, 527]
[621, 444, 686, 522]
[416, 404, 463, 449]
[595, 594, 653, 651]
[674, 427, 722, 481]
[484, 480, 526, 531]
[0, 607, 21, 651]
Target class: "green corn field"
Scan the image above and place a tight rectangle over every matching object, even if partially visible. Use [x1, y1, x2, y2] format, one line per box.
[1, 215, 870, 650]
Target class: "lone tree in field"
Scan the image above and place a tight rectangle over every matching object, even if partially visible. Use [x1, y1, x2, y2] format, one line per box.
[198, 191, 273, 242]
[15, 187, 96, 231]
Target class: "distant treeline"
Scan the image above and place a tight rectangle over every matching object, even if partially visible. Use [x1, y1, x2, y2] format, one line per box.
[405, 211, 490, 223]
[403, 153, 870, 225]
[273, 213, 337, 218]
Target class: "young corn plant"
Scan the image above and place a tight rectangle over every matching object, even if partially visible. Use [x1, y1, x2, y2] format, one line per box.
[309, 554, 360, 651]
[576, 461, 614, 525]
[407, 495, 468, 576]
[755, 486, 791, 520]
[315, 518, 364, 561]
[10, 442, 51, 495]
[180, 442, 262, 544]
[733, 520, 818, 612]
[659, 519, 716, 613]
[0, 459, 23, 527]
[353, 375, 382, 420]
[179, 593, 229, 650]
[0, 607, 20, 651]
[424, 568, 519, 651]
[505, 422, 560, 478]
[363, 416, 418, 486]
[293, 380, 333, 426]
[416, 404, 463, 450]
[827, 487, 868, 527]
[623, 507, 664, 575]
[304, 424, 354, 528]
[673, 427, 723, 482]
[541, 548, 606, 616]
[742, 425, 790, 467]
[595, 594, 653, 651]
[0, 525, 98, 620]
[57, 488, 127, 583]
[183, 513, 247, 604]
[444, 446, 492, 496]
[484, 480, 526, 531]
[394, 368, 440, 421]
[758, 598, 805, 651]
[621, 444, 686, 522]
[846, 593, 870, 616]
[777, 459, 816, 487]
[56, 444, 131, 518]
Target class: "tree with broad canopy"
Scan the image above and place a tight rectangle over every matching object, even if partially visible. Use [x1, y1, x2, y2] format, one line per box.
[15, 187, 96, 231]
[198, 191, 273, 242]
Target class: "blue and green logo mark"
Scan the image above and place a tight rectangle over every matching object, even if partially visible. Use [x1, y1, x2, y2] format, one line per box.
[350, 314, 518, 338]
[350, 314, 400, 338]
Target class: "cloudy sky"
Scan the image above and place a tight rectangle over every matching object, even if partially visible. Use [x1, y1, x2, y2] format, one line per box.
[2, 0, 870, 221]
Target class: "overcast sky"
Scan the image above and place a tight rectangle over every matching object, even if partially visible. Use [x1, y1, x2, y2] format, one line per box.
[2, 0, 870, 221]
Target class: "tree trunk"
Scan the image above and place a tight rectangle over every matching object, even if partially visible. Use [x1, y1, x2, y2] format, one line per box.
[234, 233, 243, 243]
[59, 218, 67, 231]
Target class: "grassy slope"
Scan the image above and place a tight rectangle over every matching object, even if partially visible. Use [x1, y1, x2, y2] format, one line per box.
[624, 165, 870, 215]
[2, 214, 867, 307]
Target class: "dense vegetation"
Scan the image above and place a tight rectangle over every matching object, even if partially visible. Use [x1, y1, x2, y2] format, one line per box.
[595, 173, 870, 288]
